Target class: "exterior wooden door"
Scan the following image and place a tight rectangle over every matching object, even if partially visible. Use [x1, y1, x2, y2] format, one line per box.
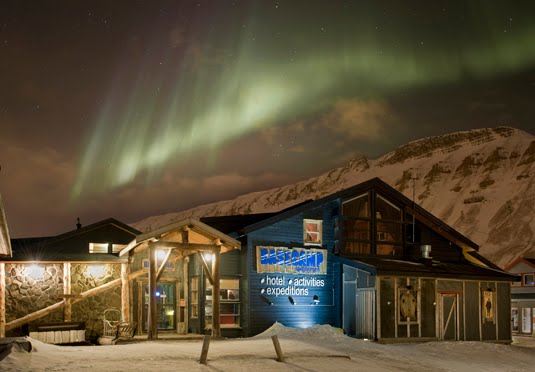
[439, 294, 459, 340]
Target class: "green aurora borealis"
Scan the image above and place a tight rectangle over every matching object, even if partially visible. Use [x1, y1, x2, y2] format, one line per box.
[72, 1, 535, 197]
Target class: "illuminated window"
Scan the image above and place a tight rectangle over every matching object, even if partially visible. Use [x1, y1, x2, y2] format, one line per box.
[112, 244, 126, 253]
[142, 259, 175, 271]
[89, 243, 108, 253]
[205, 278, 240, 329]
[523, 274, 535, 286]
[191, 276, 199, 319]
[304, 219, 322, 246]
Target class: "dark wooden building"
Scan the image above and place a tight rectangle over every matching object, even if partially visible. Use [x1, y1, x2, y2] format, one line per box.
[198, 177, 515, 342]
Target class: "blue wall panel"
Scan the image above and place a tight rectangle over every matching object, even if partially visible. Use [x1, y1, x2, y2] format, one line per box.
[245, 202, 342, 336]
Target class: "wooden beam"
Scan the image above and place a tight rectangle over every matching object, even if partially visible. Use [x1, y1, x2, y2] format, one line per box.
[0, 263, 5, 337]
[211, 247, 221, 338]
[63, 263, 71, 322]
[155, 249, 172, 282]
[197, 252, 214, 286]
[129, 268, 148, 281]
[152, 241, 219, 251]
[6, 277, 122, 331]
[148, 243, 158, 339]
[121, 263, 130, 323]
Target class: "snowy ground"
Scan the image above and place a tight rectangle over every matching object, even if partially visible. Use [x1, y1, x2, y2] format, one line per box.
[2, 323, 535, 372]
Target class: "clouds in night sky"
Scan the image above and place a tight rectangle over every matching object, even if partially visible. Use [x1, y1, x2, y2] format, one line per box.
[1, 1, 534, 237]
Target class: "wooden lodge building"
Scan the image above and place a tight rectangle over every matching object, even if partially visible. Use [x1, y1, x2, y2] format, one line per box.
[0, 178, 516, 343]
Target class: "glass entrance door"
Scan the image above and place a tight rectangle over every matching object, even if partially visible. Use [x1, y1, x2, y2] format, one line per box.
[143, 282, 176, 331]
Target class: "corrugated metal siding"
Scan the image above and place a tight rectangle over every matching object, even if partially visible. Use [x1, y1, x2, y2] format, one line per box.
[421, 279, 436, 337]
[380, 277, 395, 338]
[464, 281, 480, 340]
[355, 289, 375, 339]
[498, 282, 511, 341]
[343, 265, 357, 335]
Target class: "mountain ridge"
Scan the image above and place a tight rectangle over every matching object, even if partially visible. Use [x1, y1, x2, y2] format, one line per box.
[131, 126, 535, 268]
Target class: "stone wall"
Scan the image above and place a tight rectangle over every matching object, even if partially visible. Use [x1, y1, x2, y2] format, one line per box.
[5, 262, 122, 341]
[71, 263, 122, 342]
[5, 263, 64, 336]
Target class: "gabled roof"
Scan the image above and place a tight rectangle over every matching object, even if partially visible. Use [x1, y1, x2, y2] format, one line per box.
[119, 218, 241, 257]
[40, 218, 140, 247]
[5, 218, 140, 262]
[238, 177, 479, 251]
[0, 193, 12, 257]
[505, 257, 535, 272]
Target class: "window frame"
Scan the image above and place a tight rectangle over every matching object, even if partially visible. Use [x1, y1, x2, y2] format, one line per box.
[523, 274, 535, 286]
[303, 219, 323, 246]
[89, 242, 109, 254]
[205, 277, 241, 329]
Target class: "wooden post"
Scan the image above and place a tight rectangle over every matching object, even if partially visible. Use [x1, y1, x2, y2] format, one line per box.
[121, 263, 130, 323]
[212, 247, 221, 338]
[63, 263, 71, 322]
[0, 263, 6, 337]
[271, 335, 285, 362]
[183, 256, 189, 334]
[199, 334, 211, 364]
[148, 242, 158, 339]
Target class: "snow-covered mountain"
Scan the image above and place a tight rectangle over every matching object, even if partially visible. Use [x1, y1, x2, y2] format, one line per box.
[132, 127, 535, 269]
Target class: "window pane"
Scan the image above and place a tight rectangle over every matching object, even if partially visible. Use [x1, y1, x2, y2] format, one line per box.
[343, 219, 370, 240]
[376, 194, 401, 221]
[304, 219, 322, 245]
[524, 275, 534, 286]
[377, 244, 403, 256]
[376, 221, 402, 242]
[344, 241, 370, 255]
[343, 194, 369, 218]
[112, 244, 126, 253]
[89, 243, 108, 253]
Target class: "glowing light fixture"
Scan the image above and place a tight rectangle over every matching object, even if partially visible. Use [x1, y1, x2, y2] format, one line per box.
[203, 253, 214, 262]
[26, 264, 45, 280]
[156, 250, 167, 261]
[87, 264, 106, 277]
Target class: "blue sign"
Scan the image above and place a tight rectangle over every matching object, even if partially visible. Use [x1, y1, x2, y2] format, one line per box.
[256, 246, 327, 274]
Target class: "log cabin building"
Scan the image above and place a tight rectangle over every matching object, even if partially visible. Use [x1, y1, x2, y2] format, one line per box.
[0, 178, 516, 343]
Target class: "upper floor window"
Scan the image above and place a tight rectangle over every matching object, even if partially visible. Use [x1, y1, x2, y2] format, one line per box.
[304, 219, 322, 246]
[89, 242, 108, 253]
[112, 244, 127, 253]
[341, 192, 403, 257]
[523, 274, 535, 286]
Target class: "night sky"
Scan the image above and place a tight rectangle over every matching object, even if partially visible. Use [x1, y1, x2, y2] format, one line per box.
[1, 1, 534, 238]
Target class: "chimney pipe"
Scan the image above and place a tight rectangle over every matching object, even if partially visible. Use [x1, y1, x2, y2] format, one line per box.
[76, 217, 82, 229]
[420, 244, 432, 259]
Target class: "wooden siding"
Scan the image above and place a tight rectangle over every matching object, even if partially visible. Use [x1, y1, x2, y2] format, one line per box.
[379, 277, 395, 338]
[464, 281, 480, 341]
[420, 279, 436, 338]
[480, 282, 497, 341]
[246, 204, 341, 336]
[497, 282, 511, 340]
